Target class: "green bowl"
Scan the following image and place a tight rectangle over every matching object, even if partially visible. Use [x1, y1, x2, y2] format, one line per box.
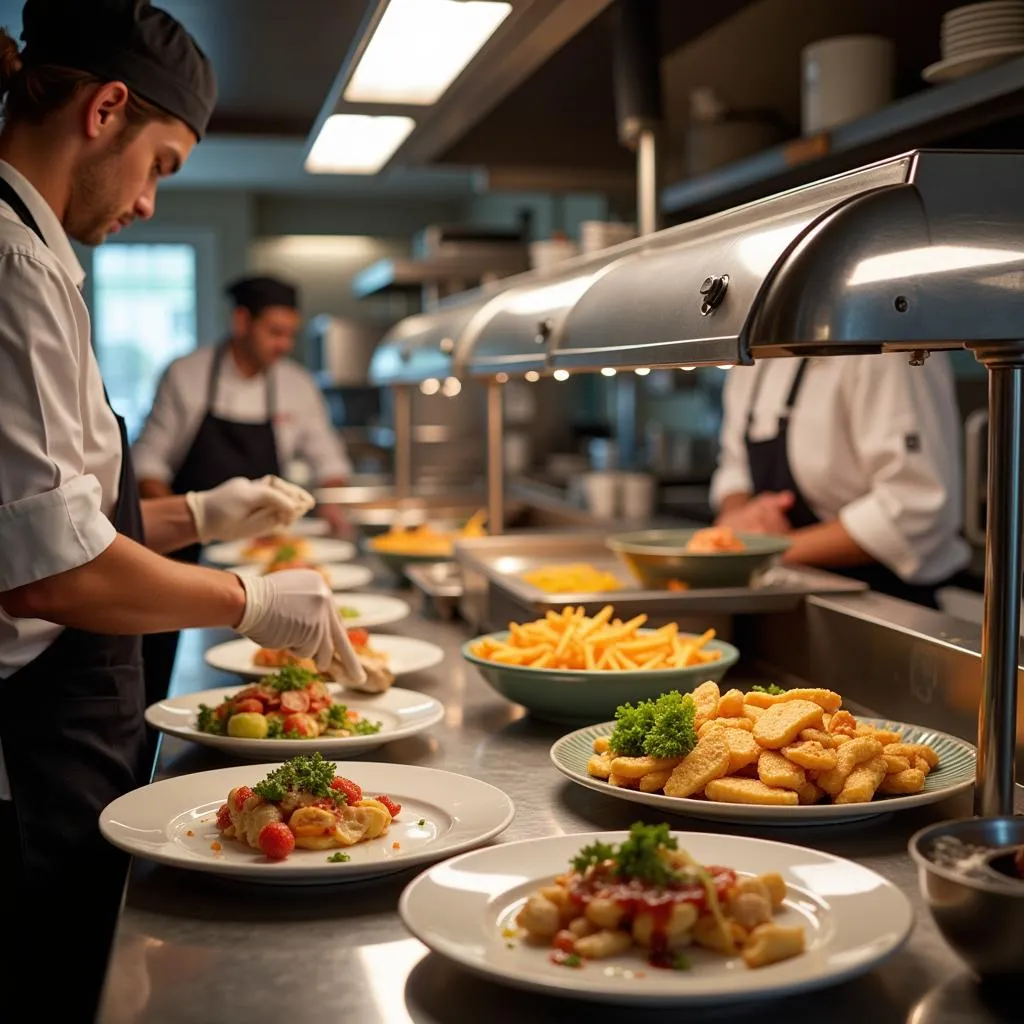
[462, 631, 740, 724]
[607, 529, 791, 590]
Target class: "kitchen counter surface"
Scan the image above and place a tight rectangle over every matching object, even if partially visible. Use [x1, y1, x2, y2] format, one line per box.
[97, 563, 1020, 1024]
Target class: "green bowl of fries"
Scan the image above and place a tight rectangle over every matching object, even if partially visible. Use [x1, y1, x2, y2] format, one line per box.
[462, 628, 740, 724]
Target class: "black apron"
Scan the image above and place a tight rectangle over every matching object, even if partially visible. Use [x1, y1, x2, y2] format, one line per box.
[745, 359, 945, 608]
[141, 344, 280, 707]
[0, 177, 149, 1016]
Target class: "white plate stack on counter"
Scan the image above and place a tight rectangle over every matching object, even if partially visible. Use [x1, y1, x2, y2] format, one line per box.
[923, 1, 1024, 83]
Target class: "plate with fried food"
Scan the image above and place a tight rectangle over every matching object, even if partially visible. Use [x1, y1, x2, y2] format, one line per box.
[550, 683, 976, 823]
[230, 561, 374, 592]
[399, 821, 913, 1005]
[205, 536, 357, 567]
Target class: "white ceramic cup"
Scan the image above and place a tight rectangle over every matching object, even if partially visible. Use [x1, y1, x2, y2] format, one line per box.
[801, 35, 894, 134]
[581, 471, 619, 520]
[620, 472, 656, 521]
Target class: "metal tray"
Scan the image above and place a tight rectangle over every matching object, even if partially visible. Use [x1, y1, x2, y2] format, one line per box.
[405, 561, 463, 621]
[453, 531, 867, 625]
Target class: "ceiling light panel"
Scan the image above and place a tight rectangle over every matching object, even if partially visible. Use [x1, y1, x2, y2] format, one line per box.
[305, 114, 415, 174]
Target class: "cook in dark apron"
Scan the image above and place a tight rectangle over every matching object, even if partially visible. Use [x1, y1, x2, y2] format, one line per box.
[745, 358, 947, 608]
[0, 179, 150, 1015]
[141, 344, 280, 710]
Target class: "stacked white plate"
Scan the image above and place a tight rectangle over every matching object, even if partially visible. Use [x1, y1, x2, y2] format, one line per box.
[925, 1, 1024, 82]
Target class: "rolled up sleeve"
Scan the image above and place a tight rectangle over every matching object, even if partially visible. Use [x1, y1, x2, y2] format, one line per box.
[0, 252, 116, 590]
[709, 368, 754, 510]
[838, 354, 967, 583]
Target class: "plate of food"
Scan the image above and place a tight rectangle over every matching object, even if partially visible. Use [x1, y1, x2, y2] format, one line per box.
[205, 535, 357, 567]
[399, 821, 913, 1006]
[549, 683, 976, 823]
[462, 605, 738, 723]
[204, 632, 445, 683]
[368, 509, 487, 577]
[334, 593, 411, 629]
[230, 560, 374, 592]
[606, 527, 791, 590]
[145, 665, 444, 758]
[99, 754, 515, 884]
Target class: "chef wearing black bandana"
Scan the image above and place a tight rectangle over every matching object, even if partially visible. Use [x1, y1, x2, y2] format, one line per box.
[0, 2, 364, 1013]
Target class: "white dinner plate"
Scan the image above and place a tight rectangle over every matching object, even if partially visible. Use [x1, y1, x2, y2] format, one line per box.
[288, 517, 332, 537]
[204, 635, 446, 680]
[229, 562, 374, 592]
[334, 593, 411, 629]
[550, 718, 976, 825]
[204, 537, 357, 566]
[100, 762, 515, 884]
[399, 830, 913, 1006]
[145, 684, 444, 758]
[922, 44, 1024, 82]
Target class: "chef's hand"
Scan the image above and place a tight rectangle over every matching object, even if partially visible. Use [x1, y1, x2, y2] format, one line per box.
[233, 568, 366, 685]
[716, 491, 794, 535]
[187, 475, 315, 543]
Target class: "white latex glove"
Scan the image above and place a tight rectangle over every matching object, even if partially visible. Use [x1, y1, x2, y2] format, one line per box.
[187, 476, 315, 544]
[234, 568, 366, 685]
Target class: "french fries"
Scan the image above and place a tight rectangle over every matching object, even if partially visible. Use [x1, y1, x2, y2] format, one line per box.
[588, 684, 944, 808]
[469, 606, 722, 672]
[521, 563, 623, 594]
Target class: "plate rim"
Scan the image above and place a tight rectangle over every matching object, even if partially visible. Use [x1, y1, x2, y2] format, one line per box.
[922, 43, 1024, 81]
[99, 760, 516, 882]
[398, 828, 915, 1005]
[549, 717, 977, 822]
[204, 537, 358, 566]
[143, 683, 445, 755]
[333, 592, 412, 628]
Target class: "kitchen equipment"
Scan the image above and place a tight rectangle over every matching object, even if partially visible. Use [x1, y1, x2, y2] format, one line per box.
[579, 220, 636, 254]
[801, 35, 894, 134]
[306, 314, 385, 386]
[528, 234, 579, 270]
[607, 529, 792, 589]
[462, 632, 739, 724]
[685, 87, 784, 177]
[909, 816, 1024, 977]
[580, 471, 618, 519]
[405, 561, 464, 621]
[619, 472, 656, 521]
[924, 1, 1024, 83]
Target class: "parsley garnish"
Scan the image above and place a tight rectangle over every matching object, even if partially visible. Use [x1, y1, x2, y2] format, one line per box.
[570, 839, 615, 873]
[266, 664, 320, 692]
[321, 703, 381, 735]
[671, 953, 691, 971]
[559, 953, 582, 968]
[417, 818, 426, 826]
[608, 691, 697, 759]
[750, 683, 786, 696]
[270, 543, 299, 564]
[254, 752, 341, 804]
[265, 717, 284, 739]
[327, 851, 351, 863]
[570, 823, 680, 888]
[197, 703, 226, 735]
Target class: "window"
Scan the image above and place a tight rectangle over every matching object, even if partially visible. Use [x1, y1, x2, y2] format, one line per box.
[92, 242, 198, 440]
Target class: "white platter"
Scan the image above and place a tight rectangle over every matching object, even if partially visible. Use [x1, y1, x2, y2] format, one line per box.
[288, 518, 332, 537]
[333, 593, 411, 629]
[229, 562, 374, 592]
[204, 537, 356, 566]
[550, 718, 976, 825]
[399, 830, 913, 1006]
[100, 762, 515, 884]
[145, 683, 444, 758]
[922, 43, 1024, 82]
[204, 635, 445, 680]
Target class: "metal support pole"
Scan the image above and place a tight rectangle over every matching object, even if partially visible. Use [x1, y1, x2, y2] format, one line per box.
[637, 128, 659, 237]
[486, 380, 505, 536]
[615, 372, 638, 470]
[975, 362, 1024, 817]
[393, 384, 413, 501]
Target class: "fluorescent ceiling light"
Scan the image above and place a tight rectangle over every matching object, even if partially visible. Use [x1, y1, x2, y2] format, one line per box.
[305, 114, 415, 174]
[344, 0, 512, 105]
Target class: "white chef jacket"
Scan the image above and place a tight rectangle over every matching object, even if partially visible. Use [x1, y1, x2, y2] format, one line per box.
[130, 345, 352, 486]
[709, 353, 970, 585]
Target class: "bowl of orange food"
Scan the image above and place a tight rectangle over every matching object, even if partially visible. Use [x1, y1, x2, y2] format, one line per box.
[368, 510, 487, 580]
[606, 527, 791, 590]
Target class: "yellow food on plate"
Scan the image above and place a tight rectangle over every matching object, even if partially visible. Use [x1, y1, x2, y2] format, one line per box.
[245, 535, 312, 561]
[468, 605, 723, 672]
[369, 509, 487, 557]
[521, 563, 623, 594]
[588, 683, 941, 807]
[253, 648, 319, 673]
[685, 526, 746, 553]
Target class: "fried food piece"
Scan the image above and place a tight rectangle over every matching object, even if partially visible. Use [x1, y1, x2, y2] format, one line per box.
[913, 756, 932, 775]
[834, 755, 887, 804]
[728, 889, 773, 930]
[827, 709, 858, 736]
[743, 691, 775, 710]
[517, 895, 562, 937]
[253, 648, 318, 672]
[691, 681, 722, 729]
[593, 736, 610, 754]
[816, 736, 884, 796]
[704, 777, 799, 806]
[723, 728, 761, 774]
[782, 740, 837, 772]
[717, 688, 746, 717]
[796, 779, 824, 805]
[587, 751, 613, 779]
[882, 753, 911, 774]
[741, 703, 765, 723]
[885, 743, 940, 770]
[743, 688, 842, 713]
[757, 873, 787, 907]
[758, 750, 807, 791]
[609, 754, 684, 780]
[575, 928, 633, 960]
[753, 700, 824, 749]
[743, 924, 806, 968]
[607, 772, 639, 789]
[699, 717, 753, 739]
[663, 735, 730, 798]
[799, 728, 835, 748]
[878, 767, 927, 795]
[693, 914, 745, 954]
[638, 768, 675, 792]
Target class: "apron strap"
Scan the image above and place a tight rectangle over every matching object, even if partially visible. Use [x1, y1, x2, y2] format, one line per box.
[0, 177, 45, 246]
[745, 358, 810, 436]
[208, 342, 277, 419]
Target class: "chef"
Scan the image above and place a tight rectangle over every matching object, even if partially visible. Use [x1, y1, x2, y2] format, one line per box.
[0, 1, 363, 1015]
[710, 353, 970, 607]
[131, 274, 354, 701]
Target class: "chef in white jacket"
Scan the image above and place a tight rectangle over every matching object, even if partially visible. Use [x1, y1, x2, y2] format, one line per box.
[710, 352, 970, 606]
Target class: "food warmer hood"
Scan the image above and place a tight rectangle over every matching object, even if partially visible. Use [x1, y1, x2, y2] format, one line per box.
[370, 149, 1024, 819]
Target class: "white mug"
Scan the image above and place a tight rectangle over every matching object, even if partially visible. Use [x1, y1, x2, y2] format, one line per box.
[801, 35, 894, 134]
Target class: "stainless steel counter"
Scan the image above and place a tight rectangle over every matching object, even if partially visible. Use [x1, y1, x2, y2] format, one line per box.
[98, 568, 1021, 1024]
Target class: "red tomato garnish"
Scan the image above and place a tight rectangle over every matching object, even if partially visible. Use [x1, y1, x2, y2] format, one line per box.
[233, 786, 254, 811]
[282, 713, 318, 737]
[330, 777, 362, 805]
[216, 802, 232, 831]
[308, 697, 330, 714]
[232, 698, 264, 715]
[552, 930, 576, 953]
[234, 685, 262, 702]
[347, 628, 369, 648]
[280, 689, 311, 714]
[376, 794, 401, 817]
[257, 821, 295, 860]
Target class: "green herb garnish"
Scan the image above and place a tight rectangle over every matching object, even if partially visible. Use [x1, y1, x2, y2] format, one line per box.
[197, 703, 226, 735]
[750, 683, 786, 696]
[265, 717, 284, 739]
[254, 752, 341, 804]
[266, 664, 320, 692]
[570, 823, 680, 888]
[671, 953, 691, 971]
[608, 691, 697, 760]
[270, 543, 299, 564]
[321, 703, 382, 735]
[327, 851, 351, 863]
[571, 839, 616, 874]
[559, 953, 582, 968]
[417, 818, 426, 826]
[608, 699, 657, 757]
[339, 606, 360, 619]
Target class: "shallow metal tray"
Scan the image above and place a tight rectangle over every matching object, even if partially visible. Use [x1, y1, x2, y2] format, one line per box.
[405, 561, 463, 621]
[453, 531, 867, 623]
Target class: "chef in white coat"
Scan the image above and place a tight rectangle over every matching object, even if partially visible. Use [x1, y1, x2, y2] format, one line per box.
[710, 353, 970, 606]
[0, 2, 362, 1014]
